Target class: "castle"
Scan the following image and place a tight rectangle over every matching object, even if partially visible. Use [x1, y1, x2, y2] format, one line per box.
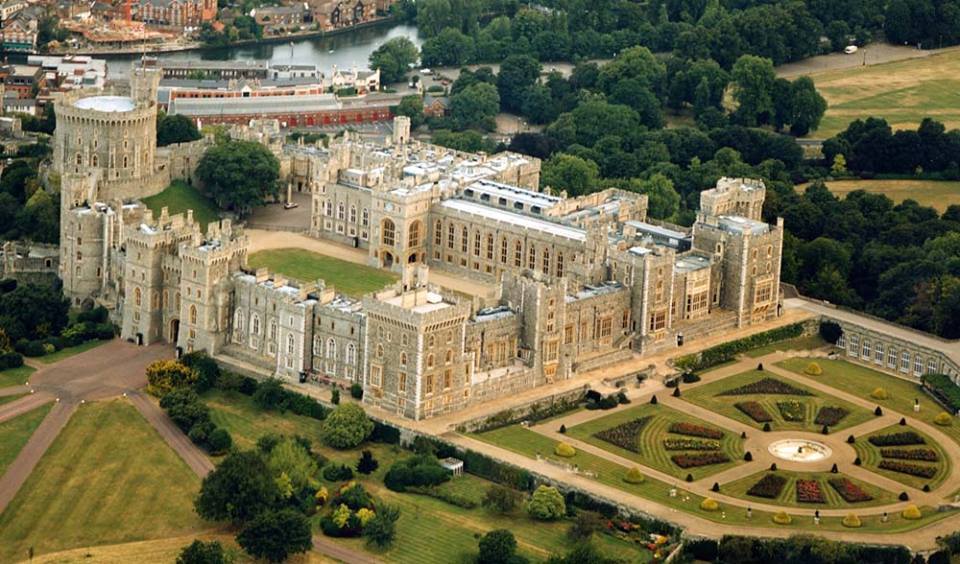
[55, 73, 784, 420]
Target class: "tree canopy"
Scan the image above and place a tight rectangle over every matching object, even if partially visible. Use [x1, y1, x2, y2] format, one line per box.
[195, 450, 280, 524]
[195, 140, 280, 217]
[157, 113, 201, 147]
[369, 37, 419, 84]
[236, 508, 312, 563]
[320, 403, 374, 449]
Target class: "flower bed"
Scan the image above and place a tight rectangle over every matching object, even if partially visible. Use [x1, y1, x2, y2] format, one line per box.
[814, 406, 849, 426]
[735, 401, 773, 423]
[776, 400, 805, 422]
[828, 478, 874, 503]
[670, 452, 730, 468]
[879, 448, 939, 462]
[868, 432, 926, 447]
[668, 422, 724, 439]
[796, 479, 826, 503]
[593, 416, 652, 454]
[878, 460, 938, 478]
[718, 377, 812, 397]
[746, 474, 787, 499]
[663, 438, 721, 451]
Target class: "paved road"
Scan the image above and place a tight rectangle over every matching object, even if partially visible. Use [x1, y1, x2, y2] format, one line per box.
[313, 534, 382, 564]
[128, 391, 214, 478]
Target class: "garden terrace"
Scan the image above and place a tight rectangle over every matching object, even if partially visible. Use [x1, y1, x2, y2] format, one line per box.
[776, 358, 960, 447]
[723, 470, 898, 509]
[683, 370, 872, 433]
[853, 425, 950, 490]
[566, 403, 744, 480]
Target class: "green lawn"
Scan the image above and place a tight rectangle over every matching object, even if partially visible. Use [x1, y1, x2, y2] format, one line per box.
[0, 393, 27, 406]
[722, 469, 898, 509]
[248, 248, 398, 297]
[38, 339, 108, 365]
[470, 424, 954, 533]
[0, 403, 51, 476]
[204, 389, 650, 562]
[683, 370, 873, 433]
[745, 335, 829, 358]
[0, 365, 33, 388]
[0, 400, 207, 562]
[795, 179, 960, 214]
[142, 180, 221, 229]
[777, 358, 960, 447]
[566, 403, 744, 480]
[852, 424, 950, 491]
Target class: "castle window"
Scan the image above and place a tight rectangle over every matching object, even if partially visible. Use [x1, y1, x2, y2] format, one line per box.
[461, 226, 468, 253]
[445, 349, 453, 364]
[251, 314, 261, 335]
[313, 336, 321, 355]
[190, 304, 197, 324]
[435, 220, 442, 246]
[92, 155, 98, 167]
[500, 238, 508, 263]
[564, 324, 574, 344]
[268, 321, 276, 340]
[123, 156, 128, 168]
[401, 333, 408, 346]
[349, 205, 357, 223]
[234, 309, 244, 333]
[324, 201, 332, 216]
[528, 245, 536, 269]
[447, 224, 455, 249]
[398, 372, 406, 392]
[327, 338, 336, 359]
[382, 219, 395, 246]
[443, 369, 452, 390]
[556, 252, 564, 277]
[408, 220, 422, 247]
[486, 234, 494, 260]
[514, 241, 522, 267]
[376, 343, 384, 358]
[361, 208, 369, 227]
[346, 343, 356, 365]
[287, 334, 295, 355]
[337, 203, 345, 220]
[371, 365, 382, 386]
[134, 287, 142, 306]
[425, 373, 434, 394]
[542, 248, 550, 274]
[473, 231, 481, 257]
[400, 352, 407, 366]
[428, 335, 435, 347]
[75, 153, 82, 165]
[427, 353, 434, 368]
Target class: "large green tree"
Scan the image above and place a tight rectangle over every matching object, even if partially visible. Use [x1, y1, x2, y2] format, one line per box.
[364, 502, 401, 549]
[525, 485, 566, 521]
[731, 55, 776, 127]
[597, 46, 666, 96]
[266, 437, 319, 494]
[236, 508, 312, 563]
[195, 450, 279, 524]
[369, 37, 419, 84]
[320, 403, 374, 449]
[789, 76, 828, 136]
[0, 282, 69, 341]
[157, 113, 201, 147]
[176, 540, 227, 564]
[478, 529, 524, 564]
[497, 55, 542, 113]
[195, 140, 279, 217]
[450, 82, 500, 131]
[541, 154, 600, 197]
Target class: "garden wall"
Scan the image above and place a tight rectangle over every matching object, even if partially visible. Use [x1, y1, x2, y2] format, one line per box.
[673, 320, 818, 373]
[453, 385, 589, 433]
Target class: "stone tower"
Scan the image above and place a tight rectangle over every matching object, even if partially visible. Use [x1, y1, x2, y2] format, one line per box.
[392, 115, 410, 146]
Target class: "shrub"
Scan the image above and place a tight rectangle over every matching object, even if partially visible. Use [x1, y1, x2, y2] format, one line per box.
[357, 450, 379, 474]
[770, 463, 778, 471]
[384, 455, 451, 492]
[935, 412, 953, 426]
[559, 424, 566, 434]
[757, 363, 764, 371]
[796, 479, 825, 503]
[685, 473, 694, 482]
[747, 474, 786, 499]
[854, 456, 861, 465]
[554, 442, 576, 457]
[831, 463, 838, 473]
[669, 422, 724, 439]
[671, 452, 730, 468]
[177, 540, 227, 564]
[323, 464, 355, 481]
[804, 362, 822, 375]
[478, 529, 519, 564]
[253, 378, 287, 410]
[350, 383, 363, 399]
[821, 424, 829, 434]
[364, 502, 401, 549]
[847, 434, 856, 444]
[663, 437, 720, 451]
[878, 460, 937, 478]
[526, 485, 565, 521]
[711, 482, 720, 492]
[207, 428, 232, 455]
[874, 406, 883, 416]
[923, 374, 960, 412]
[700, 497, 720, 511]
[899, 491, 910, 501]
[672, 386, 681, 398]
[682, 372, 701, 383]
[869, 432, 925, 446]
[870, 387, 889, 400]
[842, 513, 862, 528]
[321, 403, 373, 449]
[777, 400, 805, 422]
[762, 422, 771, 432]
[624, 467, 645, 484]
[923, 484, 931, 492]
[719, 377, 811, 396]
[331, 389, 340, 405]
[180, 351, 220, 392]
[772, 511, 792, 525]
[901, 505, 922, 520]
[598, 394, 619, 409]
[617, 390, 630, 403]
[482, 484, 524, 513]
[146, 360, 198, 397]
[744, 451, 753, 461]
[820, 320, 842, 344]
[650, 395, 658, 405]
[674, 322, 804, 372]
[22, 340, 45, 357]
[879, 448, 938, 462]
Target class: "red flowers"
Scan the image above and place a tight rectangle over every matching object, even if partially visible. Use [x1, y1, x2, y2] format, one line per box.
[796, 479, 826, 503]
[828, 478, 873, 503]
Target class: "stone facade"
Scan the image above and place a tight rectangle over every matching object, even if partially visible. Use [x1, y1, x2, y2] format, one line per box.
[0, 241, 58, 285]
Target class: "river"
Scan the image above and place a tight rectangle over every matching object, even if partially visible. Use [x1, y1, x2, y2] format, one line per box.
[103, 23, 422, 79]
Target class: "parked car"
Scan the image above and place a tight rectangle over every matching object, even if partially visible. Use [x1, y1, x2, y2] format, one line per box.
[844, 45, 859, 54]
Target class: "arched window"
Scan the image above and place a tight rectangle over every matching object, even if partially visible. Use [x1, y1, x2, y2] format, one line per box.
[313, 336, 321, 355]
[376, 343, 384, 358]
[427, 353, 435, 368]
[346, 343, 356, 365]
[556, 251, 564, 277]
[325, 338, 336, 359]
[447, 224, 455, 249]
[514, 241, 522, 267]
[486, 233, 494, 259]
[92, 155, 98, 167]
[134, 287, 142, 306]
[349, 205, 357, 223]
[408, 220, 422, 247]
[461, 226, 468, 252]
[542, 247, 550, 274]
[123, 155, 128, 168]
[382, 219, 395, 246]
[287, 334, 295, 354]
[268, 320, 276, 340]
[400, 352, 407, 366]
[189, 304, 197, 324]
[324, 201, 332, 216]
[445, 349, 453, 364]
[361, 208, 369, 227]
[434, 220, 442, 246]
[528, 244, 536, 269]
[337, 203, 345, 220]
[234, 309, 244, 332]
[473, 231, 481, 256]
[250, 313, 261, 335]
[501, 238, 508, 263]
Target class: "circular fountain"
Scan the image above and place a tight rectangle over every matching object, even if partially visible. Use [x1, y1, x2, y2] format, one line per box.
[767, 439, 832, 463]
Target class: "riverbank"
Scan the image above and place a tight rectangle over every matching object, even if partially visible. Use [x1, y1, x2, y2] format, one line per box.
[56, 16, 399, 56]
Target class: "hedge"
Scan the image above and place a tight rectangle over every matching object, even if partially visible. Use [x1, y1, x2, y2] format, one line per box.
[0, 350, 23, 370]
[717, 535, 912, 564]
[462, 392, 586, 433]
[923, 374, 960, 413]
[674, 323, 806, 373]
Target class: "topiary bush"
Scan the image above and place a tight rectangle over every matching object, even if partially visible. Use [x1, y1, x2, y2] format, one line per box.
[685, 473, 693, 482]
[875, 406, 883, 416]
[934, 412, 953, 426]
[624, 467, 645, 484]
[762, 422, 771, 432]
[854, 457, 861, 465]
[744, 451, 753, 462]
[804, 362, 822, 376]
[772, 511, 792, 525]
[526, 485, 566, 521]
[842, 513, 862, 528]
[847, 434, 855, 444]
[769, 463, 778, 471]
[323, 463, 354, 482]
[672, 386, 681, 398]
[899, 491, 909, 501]
[650, 395, 658, 405]
[923, 484, 931, 493]
[830, 463, 838, 474]
[901, 505, 922, 520]
[559, 424, 566, 434]
[821, 425, 829, 434]
[711, 482, 720, 492]
[900, 417, 907, 426]
[554, 442, 576, 457]
[700, 497, 720, 511]
[870, 387, 889, 400]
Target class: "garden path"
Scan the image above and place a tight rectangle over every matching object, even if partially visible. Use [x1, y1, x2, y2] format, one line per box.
[127, 391, 214, 478]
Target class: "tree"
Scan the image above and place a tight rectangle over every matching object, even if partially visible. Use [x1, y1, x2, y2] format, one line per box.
[236, 508, 312, 563]
[497, 55, 542, 113]
[628, 174, 680, 219]
[393, 95, 425, 128]
[364, 503, 401, 549]
[520, 84, 558, 125]
[568, 511, 605, 541]
[421, 28, 475, 67]
[0, 281, 69, 341]
[482, 484, 523, 514]
[478, 529, 522, 564]
[831, 154, 847, 175]
[450, 82, 500, 130]
[195, 450, 279, 524]
[597, 46, 666, 96]
[252, 377, 286, 410]
[267, 437, 319, 492]
[416, 0, 454, 37]
[541, 154, 599, 197]
[357, 450, 379, 474]
[526, 485, 565, 521]
[195, 140, 279, 216]
[176, 540, 227, 564]
[146, 360, 198, 397]
[320, 403, 374, 449]
[789, 76, 827, 136]
[180, 351, 220, 392]
[369, 37, 419, 84]
[157, 113, 201, 147]
[731, 55, 776, 127]
[546, 541, 618, 564]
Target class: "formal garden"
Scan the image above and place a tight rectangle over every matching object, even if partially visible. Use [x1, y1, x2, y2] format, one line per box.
[852, 426, 951, 491]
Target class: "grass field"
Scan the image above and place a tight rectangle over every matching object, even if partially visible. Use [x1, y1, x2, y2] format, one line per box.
[852, 424, 950, 490]
[745, 335, 829, 358]
[0, 392, 27, 406]
[776, 358, 960, 447]
[566, 403, 744, 480]
[809, 49, 960, 138]
[795, 179, 960, 213]
[470, 424, 952, 532]
[0, 365, 33, 388]
[204, 389, 650, 563]
[683, 370, 873, 433]
[142, 180, 221, 229]
[31, 535, 256, 564]
[0, 400, 207, 562]
[721, 469, 898, 509]
[38, 339, 108, 365]
[248, 248, 398, 297]
[0, 403, 51, 476]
